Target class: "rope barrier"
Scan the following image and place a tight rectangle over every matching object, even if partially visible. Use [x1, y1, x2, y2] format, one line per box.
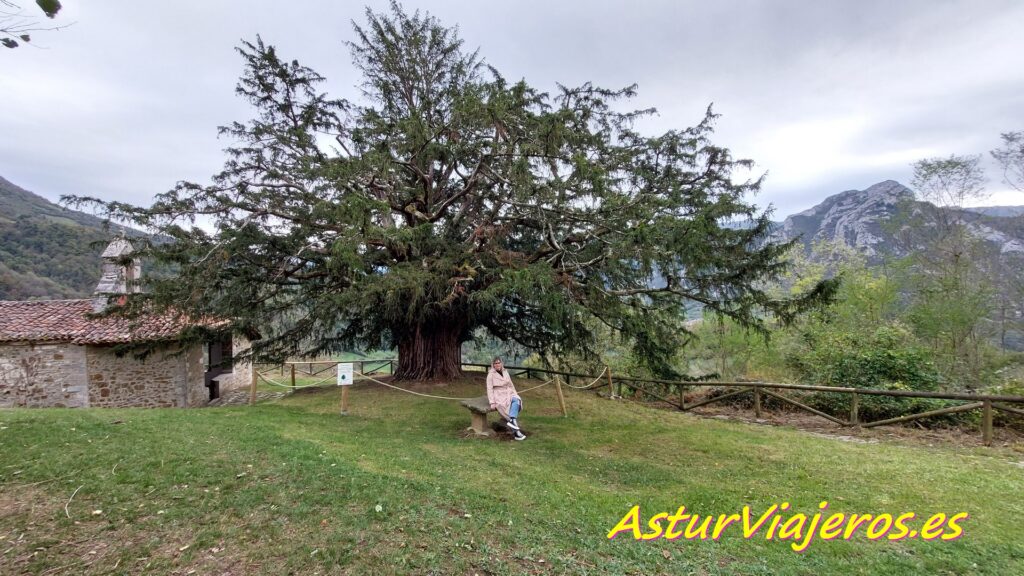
[257, 371, 336, 389]
[560, 366, 609, 390]
[261, 361, 606, 398]
[516, 378, 555, 394]
[356, 371, 557, 401]
[357, 371, 476, 400]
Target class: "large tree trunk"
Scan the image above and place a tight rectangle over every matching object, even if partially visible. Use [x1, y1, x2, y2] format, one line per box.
[393, 319, 463, 381]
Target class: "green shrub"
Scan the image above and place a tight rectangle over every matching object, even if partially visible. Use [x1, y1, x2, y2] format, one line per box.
[790, 324, 954, 422]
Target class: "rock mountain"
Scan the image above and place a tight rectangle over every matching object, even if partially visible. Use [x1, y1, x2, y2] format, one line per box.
[773, 180, 1024, 259]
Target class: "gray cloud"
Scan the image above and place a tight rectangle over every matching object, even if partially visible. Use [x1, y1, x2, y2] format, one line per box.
[2, 0, 1022, 217]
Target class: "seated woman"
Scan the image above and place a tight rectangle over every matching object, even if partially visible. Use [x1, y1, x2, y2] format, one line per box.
[486, 357, 526, 441]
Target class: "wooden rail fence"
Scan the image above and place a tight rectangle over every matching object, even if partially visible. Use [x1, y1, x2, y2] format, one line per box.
[254, 359, 395, 390]
[251, 360, 1024, 445]
[464, 362, 1024, 446]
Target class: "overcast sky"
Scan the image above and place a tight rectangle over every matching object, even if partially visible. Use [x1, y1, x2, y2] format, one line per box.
[2, 0, 1023, 219]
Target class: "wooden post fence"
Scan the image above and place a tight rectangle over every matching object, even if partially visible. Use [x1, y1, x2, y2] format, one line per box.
[446, 362, 1024, 443]
[290, 364, 296, 390]
[983, 401, 993, 446]
[554, 377, 567, 417]
[861, 402, 983, 429]
[248, 363, 258, 406]
[340, 386, 350, 415]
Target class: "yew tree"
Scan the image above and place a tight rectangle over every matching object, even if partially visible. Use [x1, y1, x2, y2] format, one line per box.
[77, 3, 835, 381]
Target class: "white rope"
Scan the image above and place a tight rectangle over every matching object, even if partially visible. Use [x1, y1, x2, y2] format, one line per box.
[357, 371, 476, 400]
[356, 371, 556, 401]
[257, 372, 336, 389]
[262, 363, 606, 396]
[560, 366, 609, 390]
[517, 378, 554, 393]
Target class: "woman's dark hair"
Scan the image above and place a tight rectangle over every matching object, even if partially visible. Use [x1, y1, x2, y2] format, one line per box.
[492, 356, 503, 364]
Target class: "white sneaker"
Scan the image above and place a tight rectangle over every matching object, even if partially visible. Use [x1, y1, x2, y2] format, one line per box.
[514, 431, 526, 441]
[507, 418, 520, 431]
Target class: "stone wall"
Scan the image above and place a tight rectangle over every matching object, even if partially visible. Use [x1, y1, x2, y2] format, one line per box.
[0, 342, 89, 408]
[1, 336, 253, 409]
[209, 335, 253, 396]
[184, 343, 208, 407]
[86, 344, 191, 408]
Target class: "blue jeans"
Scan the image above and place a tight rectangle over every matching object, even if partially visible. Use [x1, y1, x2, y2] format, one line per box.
[509, 397, 521, 419]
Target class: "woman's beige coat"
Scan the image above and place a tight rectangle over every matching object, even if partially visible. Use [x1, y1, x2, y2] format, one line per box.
[486, 368, 521, 420]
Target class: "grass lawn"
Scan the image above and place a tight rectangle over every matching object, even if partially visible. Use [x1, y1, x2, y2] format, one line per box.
[2, 375, 1023, 575]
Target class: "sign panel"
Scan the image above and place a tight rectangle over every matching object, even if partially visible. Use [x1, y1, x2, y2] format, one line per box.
[337, 362, 354, 386]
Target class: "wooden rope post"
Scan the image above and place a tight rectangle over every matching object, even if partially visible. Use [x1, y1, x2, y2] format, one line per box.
[554, 377, 568, 417]
[753, 386, 762, 418]
[982, 400, 993, 446]
[606, 366, 614, 399]
[850, 392, 859, 426]
[678, 385, 685, 410]
[290, 364, 296, 390]
[340, 386, 350, 415]
[249, 363, 258, 406]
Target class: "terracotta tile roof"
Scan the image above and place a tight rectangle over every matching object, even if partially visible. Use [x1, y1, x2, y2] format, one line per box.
[0, 299, 218, 345]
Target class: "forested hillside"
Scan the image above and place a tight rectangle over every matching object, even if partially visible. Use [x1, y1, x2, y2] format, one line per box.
[0, 176, 121, 299]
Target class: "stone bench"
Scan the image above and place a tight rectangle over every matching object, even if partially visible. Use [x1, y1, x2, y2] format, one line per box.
[460, 396, 496, 436]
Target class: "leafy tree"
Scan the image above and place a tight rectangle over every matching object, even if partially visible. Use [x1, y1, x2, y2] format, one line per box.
[983, 133, 1024, 350]
[71, 2, 834, 381]
[685, 241, 901, 382]
[910, 154, 987, 215]
[991, 131, 1024, 191]
[1, 0, 63, 49]
[901, 155, 995, 387]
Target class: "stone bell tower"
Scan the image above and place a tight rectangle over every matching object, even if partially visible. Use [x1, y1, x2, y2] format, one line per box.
[93, 234, 142, 310]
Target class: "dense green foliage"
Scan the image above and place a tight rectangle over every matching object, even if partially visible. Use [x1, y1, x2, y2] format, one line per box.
[674, 240, 1024, 423]
[73, 3, 833, 380]
[0, 176, 120, 299]
[794, 325, 946, 421]
[0, 219, 108, 299]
